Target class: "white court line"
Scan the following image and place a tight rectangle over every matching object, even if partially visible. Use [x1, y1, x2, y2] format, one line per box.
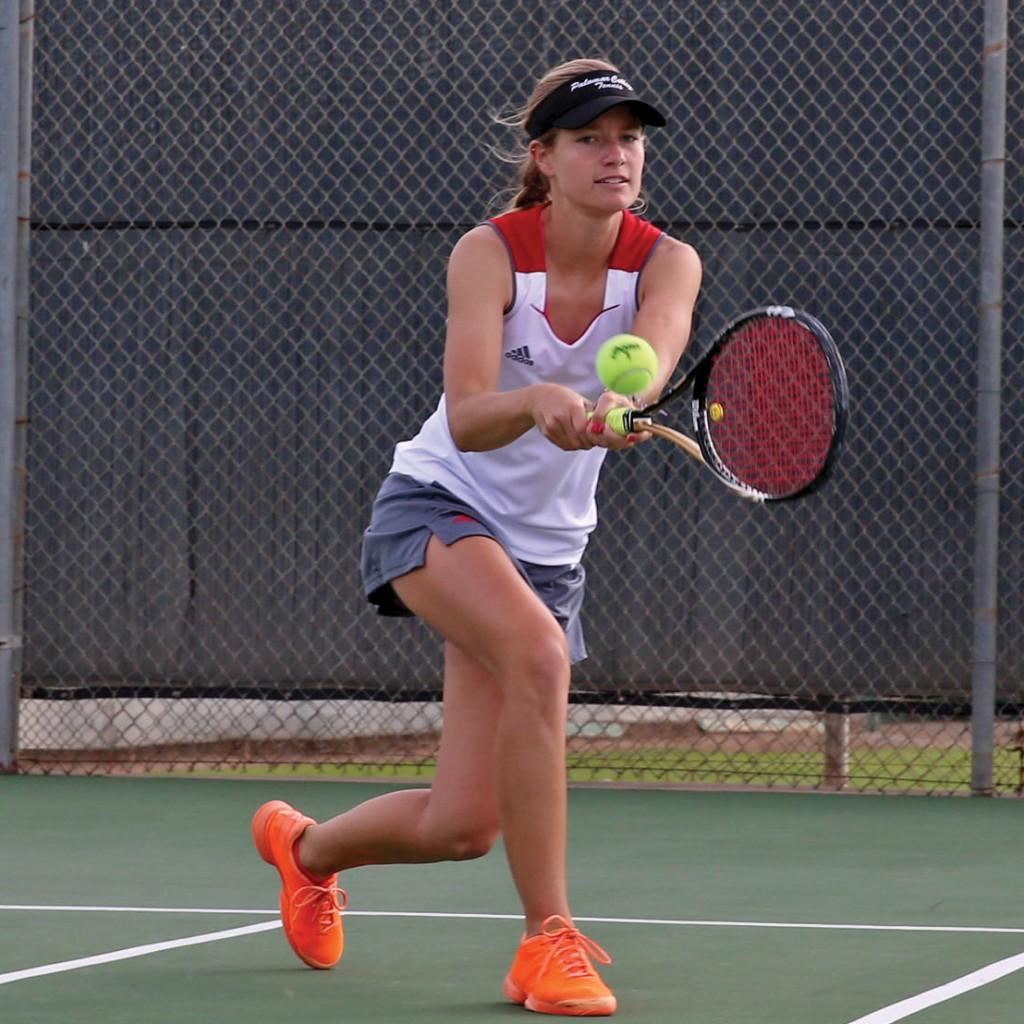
[0, 904, 279, 916]
[0, 920, 281, 986]
[845, 948, 1024, 1024]
[2, 904, 1024, 936]
[3, 904, 1022, 1015]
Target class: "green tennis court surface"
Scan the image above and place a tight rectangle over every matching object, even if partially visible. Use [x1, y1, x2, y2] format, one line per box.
[3, 776, 1023, 1023]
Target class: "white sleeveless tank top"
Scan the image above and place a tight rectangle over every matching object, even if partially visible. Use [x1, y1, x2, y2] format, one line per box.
[390, 204, 663, 564]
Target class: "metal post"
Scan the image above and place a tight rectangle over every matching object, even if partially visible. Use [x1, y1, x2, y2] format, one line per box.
[971, 0, 1008, 797]
[6, 0, 32, 772]
[823, 710, 849, 791]
[0, 0, 22, 771]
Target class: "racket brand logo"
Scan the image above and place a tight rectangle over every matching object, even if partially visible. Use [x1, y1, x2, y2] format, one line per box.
[504, 345, 535, 366]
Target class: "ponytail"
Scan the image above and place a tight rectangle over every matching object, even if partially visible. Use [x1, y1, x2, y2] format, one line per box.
[506, 153, 551, 211]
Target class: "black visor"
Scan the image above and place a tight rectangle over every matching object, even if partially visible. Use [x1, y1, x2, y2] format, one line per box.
[525, 70, 666, 140]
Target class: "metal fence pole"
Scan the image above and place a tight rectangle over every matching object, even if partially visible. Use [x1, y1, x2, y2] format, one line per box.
[8, 0, 32, 772]
[0, 0, 21, 772]
[971, 0, 1008, 797]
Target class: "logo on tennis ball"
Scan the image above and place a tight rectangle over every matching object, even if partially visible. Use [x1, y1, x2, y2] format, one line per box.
[595, 334, 659, 395]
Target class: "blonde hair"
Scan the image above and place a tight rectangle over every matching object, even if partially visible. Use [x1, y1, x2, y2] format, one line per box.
[494, 58, 647, 214]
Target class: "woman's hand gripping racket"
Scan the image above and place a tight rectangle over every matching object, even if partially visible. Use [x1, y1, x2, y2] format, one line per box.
[606, 307, 849, 502]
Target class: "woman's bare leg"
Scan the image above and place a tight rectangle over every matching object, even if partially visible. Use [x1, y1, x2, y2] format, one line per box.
[299, 638, 503, 871]
[300, 536, 572, 933]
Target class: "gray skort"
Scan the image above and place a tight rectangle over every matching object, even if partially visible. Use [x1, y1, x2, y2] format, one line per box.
[361, 473, 588, 664]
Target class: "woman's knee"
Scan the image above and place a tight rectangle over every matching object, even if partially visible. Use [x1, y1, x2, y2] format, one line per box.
[448, 823, 500, 861]
[500, 624, 570, 705]
[430, 817, 500, 861]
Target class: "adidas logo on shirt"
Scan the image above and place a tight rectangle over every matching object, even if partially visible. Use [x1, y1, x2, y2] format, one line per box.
[504, 345, 534, 366]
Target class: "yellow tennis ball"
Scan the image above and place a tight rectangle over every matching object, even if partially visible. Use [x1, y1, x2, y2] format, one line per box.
[709, 402, 724, 422]
[595, 334, 659, 395]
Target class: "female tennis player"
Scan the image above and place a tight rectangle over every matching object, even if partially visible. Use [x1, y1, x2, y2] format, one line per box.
[252, 57, 701, 1016]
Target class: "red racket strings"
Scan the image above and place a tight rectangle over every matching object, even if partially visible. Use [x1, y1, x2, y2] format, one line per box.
[703, 319, 834, 497]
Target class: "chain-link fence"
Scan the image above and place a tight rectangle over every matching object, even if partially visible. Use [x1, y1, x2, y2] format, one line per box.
[2, 1, 1021, 793]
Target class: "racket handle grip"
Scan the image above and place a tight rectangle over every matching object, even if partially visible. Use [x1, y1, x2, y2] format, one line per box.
[600, 408, 651, 437]
[587, 408, 635, 436]
[589, 410, 705, 465]
[610, 407, 634, 432]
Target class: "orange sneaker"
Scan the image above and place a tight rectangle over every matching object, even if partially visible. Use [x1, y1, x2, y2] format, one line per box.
[503, 915, 616, 1016]
[251, 799, 346, 969]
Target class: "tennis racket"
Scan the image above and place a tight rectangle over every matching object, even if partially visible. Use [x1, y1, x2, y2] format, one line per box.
[608, 306, 849, 502]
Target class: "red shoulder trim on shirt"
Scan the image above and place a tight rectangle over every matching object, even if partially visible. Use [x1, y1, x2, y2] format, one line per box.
[609, 211, 663, 272]
[487, 205, 546, 273]
[487, 206, 661, 274]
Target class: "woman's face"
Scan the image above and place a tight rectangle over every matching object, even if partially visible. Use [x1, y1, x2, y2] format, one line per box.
[533, 106, 646, 213]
